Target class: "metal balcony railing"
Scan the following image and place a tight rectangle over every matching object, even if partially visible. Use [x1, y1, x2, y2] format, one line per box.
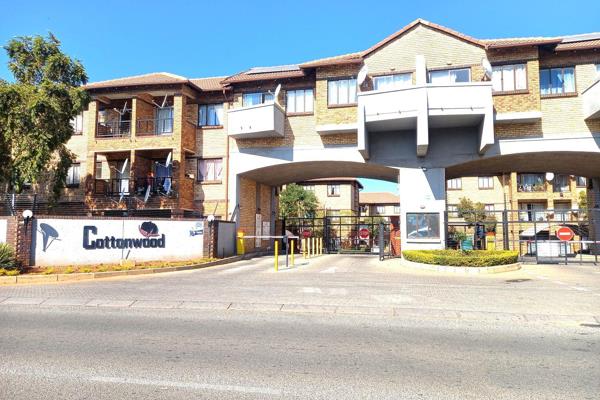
[96, 120, 131, 138]
[136, 118, 174, 136]
[134, 177, 174, 196]
[94, 179, 130, 196]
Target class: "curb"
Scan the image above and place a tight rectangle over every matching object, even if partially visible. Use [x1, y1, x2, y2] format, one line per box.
[1, 256, 244, 286]
[399, 259, 521, 274]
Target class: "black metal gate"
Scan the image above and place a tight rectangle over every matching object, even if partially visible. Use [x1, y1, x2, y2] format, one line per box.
[282, 215, 400, 257]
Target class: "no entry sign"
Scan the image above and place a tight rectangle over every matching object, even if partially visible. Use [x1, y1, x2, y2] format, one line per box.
[556, 226, 574, 241]
[302, 230, 312, 238]
[359, 228, 370, 240]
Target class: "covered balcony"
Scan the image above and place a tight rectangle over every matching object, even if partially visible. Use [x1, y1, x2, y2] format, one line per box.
[227, 102, 285, 139]
[96, 99, 131, 139]
[93, 151, 131, 196]
[135, 95, 174, 137]
[582, 79, 600, 120]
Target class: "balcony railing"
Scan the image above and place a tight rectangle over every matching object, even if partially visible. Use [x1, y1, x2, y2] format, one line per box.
[517, 174, 546, 192]
[94, 179, 130, 196]
[227, 102, 285, 139]
[136, 118, 174, 136]
[134, 177, 173, 196]
[96, 120, 131, 138]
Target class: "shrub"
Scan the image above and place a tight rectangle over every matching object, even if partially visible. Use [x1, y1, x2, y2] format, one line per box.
[0, 243, 17, 270]
[0, 268, 19, 276]
[402, 250, 518, 267]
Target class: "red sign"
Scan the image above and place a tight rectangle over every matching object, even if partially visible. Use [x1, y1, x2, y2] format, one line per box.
[302, 230, 312, 238]
[359, 228, 370, 240]
[556, 226, 574, 241]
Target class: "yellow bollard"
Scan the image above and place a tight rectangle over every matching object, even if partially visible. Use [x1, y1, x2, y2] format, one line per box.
[319, 237, 323, 255]
[274, 239, 279, 272]
[236, 231, 245, 255]
[302, 238, 307, 259]
[312, 237, 316, 257]
[307, 237, 311, 258]
[291, 239, 295, 266]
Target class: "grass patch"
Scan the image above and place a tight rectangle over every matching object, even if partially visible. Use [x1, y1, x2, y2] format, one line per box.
[402, 250, 518, 267]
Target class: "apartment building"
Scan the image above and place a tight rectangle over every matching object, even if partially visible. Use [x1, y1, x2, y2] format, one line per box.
[19, 19, 600, 249]
[359, 193, 401, 217]
[296, 178, 363, 216]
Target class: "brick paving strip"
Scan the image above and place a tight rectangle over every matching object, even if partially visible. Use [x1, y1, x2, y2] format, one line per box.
[1, 296, 598, 325]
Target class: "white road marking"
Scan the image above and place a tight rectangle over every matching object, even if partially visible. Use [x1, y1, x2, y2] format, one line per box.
[320, 267, 337, 274]
[0, 369, 283, 396]
[301, 287, 322, 294]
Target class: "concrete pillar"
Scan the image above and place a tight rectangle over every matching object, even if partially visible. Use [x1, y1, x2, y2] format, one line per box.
[399, 167, 446, 251]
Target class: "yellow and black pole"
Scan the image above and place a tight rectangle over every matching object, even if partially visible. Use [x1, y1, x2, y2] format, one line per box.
[290, 239, 295, 266]
[274, 239, 279, 272]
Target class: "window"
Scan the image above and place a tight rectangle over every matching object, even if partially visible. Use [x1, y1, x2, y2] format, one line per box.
[519, 203, 546, 222]
[596, 64, 600, 77]
[71, 113, 84, 135]
[394, 205, 401, 214]
[197, 158, 223, 182]
[95, 161, 104, 179]
[360, 205, 368, 214]
[327, 184, 340, 196]
[242, 92, 274, 107]
[492, 64, 527, 92]
[553, 174, 570, 192]
[447, 204, 458, 216]
[428, 68, 470, 84]
[478, 176, 494, 189]
[303, 184, 315, 192]
[373, 73, 412, 90]
[576, 176, 587, 187]
[447, 178, 462, 190]
[327, 78, 357, 106]
[484, 204, 495, 212]
[66, 163, 81, 187]
[376, 205, 385, 214]
[517, 174, 545, 192]
[406, 213, 440, 239]
[286, 89, 314, 114]
[199, 104, 223, 127]
[540, 67, 575, 96]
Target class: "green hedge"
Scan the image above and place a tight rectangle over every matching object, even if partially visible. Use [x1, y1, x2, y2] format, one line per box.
[402, 250, 518, 267]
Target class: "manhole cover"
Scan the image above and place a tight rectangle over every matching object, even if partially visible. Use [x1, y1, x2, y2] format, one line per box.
[505, 279, 531, 283]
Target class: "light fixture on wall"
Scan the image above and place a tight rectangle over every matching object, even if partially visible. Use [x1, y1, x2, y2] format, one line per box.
[22, 209, 33, 232]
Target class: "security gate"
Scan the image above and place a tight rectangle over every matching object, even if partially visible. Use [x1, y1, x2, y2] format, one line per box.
[282, 215, 401, 258]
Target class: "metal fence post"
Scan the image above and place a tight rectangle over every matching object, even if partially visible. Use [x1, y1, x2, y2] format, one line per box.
[502, 209, 509, 250]
[379, 222, 385, 261]
[534, 219, 539, 264]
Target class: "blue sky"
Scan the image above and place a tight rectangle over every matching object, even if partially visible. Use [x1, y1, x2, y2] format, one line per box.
[1, 0, 598, 193]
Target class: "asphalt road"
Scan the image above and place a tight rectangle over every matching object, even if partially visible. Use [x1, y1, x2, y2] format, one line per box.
[0, 306, 598, 400]
[1, 255, 599, 399]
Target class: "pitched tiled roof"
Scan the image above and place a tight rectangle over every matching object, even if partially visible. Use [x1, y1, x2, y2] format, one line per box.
[484, 37, 562, 48]
[555, 39, 600, 51]
[359, 192, 400, 205]
[221, 65, 306, 84]
[84, 72, 190, 89]
[189, 76, 227, 91]
[299, 52, 363, 68]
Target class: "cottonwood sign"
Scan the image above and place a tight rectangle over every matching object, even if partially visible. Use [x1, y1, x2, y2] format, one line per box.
[32, 218, 205, 266]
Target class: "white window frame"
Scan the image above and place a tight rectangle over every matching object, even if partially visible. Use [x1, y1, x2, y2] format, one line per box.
[199, 104, 223, 127]
[478, 176, 494, 189]
[286, 89, 314, 114]
[71, 112, 84, 135]
[393, 205, 401, 214]
[327, 78, 357, 106]
[373, 73, 412, 91]
[540, 67, 576, 95]
[376, 205, 386, 214]
[197, 158, 223, 183]
[447, 178, 462, 190]
[242, 92, 274, 107]
[428, 68, 471, 84]
[491, 64, 527, 93]
[327, 184, 340, 197]
[66, 163, 81, 187]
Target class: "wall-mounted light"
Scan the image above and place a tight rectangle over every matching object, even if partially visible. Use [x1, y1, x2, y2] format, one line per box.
[22, 209, 33, 232]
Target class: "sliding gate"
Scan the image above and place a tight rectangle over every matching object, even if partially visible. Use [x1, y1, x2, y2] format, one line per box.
[282, 215, 401, 257]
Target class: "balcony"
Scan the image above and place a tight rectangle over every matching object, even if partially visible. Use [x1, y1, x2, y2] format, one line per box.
[136, 118, 174, 136]
[96, 120, 131, 138]
[227, 102, 285, 139]
[582, 79, 600, 120]
[517, 174, 546, 192]
[357, 82, 493, 158]
[94, 178, 130, 196]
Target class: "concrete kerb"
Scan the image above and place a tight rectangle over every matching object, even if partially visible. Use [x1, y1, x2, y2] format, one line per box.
[2, 256, 245, 286]
[399, 258, 522, 274]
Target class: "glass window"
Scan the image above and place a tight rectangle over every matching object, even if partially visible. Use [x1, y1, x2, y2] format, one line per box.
[478, 176, 494, 189]
[447, 204, 458, 216]
[484, 204, 495, 212]
[553, 174, 570, 192]
[576, 176, 587, 187]
[596, 64, 600, 77]
[540, 67, 575, 95]
[394, 205, 401, 214]
[376, 205, 385, 214]
[303, 184, 315, 192]
[447, 178, 462, 190]
[286, 89, 314, 114]
[197, 159, 223, 182]
[327, 78, 357, 106]
[199, 104, 223, 126]
[71, 113, 84, 135]
[492, 64, 527, 92]
[428, 68, 470, 84]
[406, 213, 440, 239]
[242, 92, 274, 107]
[327, 184, 340, 196]
[517, 174, 545, 192]
[519, 203, 546, 222]
[373, 73, 412, 90]
[66, 163, 80, 187]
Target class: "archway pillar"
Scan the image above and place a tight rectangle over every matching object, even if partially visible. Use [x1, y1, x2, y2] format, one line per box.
[587, 178, 600, 255]
[399, 167, 446, 251]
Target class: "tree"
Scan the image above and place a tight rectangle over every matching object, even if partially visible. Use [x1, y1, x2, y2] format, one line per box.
[0, 33, 90, 200]
[456, 197, 497, 232]
[278, 184, 319, 218]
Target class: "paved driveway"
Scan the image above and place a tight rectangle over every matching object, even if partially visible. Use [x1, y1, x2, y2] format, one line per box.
[1, 255, 599, 323]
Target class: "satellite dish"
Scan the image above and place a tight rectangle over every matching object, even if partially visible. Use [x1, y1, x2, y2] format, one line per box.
[357, 65, 369, 86]
[273, 84, 281, 101]
[545, 172, 555, 181]
[482, 58, 493, 80]
[165, 152, 172, 168]
[144, 185, 151, 203]
[120, 158, 129, 175]
[163, 177, 172, 196]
